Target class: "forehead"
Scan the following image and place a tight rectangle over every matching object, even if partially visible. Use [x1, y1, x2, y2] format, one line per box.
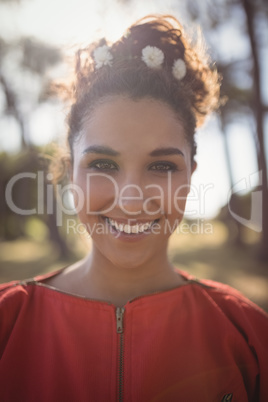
[77, 97, 189, 153]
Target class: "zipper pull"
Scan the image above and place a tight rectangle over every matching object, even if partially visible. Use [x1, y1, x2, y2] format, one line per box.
[116, 307, 125, 334]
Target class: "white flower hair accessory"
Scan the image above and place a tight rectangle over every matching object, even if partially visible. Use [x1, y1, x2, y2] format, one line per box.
[172, 58, 187, 80]
[141, 46, 164, 69]
[93, 45, 113, 69]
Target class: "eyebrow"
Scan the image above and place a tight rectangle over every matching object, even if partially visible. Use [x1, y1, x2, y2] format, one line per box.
[149, 147, 184, 157]
[82, 145, 184, 158]
[82, 145, 119, 156]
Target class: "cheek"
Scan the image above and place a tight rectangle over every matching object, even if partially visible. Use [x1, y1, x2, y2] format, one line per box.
[170, 181, 190, 215]
[157, 173, 191, 217]
[73, 173, 118, 214]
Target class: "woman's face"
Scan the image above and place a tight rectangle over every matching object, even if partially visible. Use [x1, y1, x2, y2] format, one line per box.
[71, 96, 196, 269]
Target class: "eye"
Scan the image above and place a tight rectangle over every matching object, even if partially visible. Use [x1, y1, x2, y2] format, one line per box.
[88, 159, 118, 171]
[149, 161, 178, 172]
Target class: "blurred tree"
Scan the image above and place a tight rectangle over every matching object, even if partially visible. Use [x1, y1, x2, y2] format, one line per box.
[0, 38, 62, 148]
[241, 0, 268, 260]
[197, 0, 268, 260]
[0, 0, 71, 258]
[183, 0, 268, 259]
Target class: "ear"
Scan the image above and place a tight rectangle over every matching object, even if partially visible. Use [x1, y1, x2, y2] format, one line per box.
[186, 160, 197, 194]
[191, 160, 197, 175]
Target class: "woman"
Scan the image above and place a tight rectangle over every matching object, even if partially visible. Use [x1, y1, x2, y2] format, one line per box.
[1, 15, 267, 401]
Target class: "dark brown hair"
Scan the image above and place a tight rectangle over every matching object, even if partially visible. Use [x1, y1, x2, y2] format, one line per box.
[61, 15, 221, 164]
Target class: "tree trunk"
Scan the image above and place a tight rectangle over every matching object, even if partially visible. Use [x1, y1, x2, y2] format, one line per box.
[0, 74, 28, 149]
[242, 0, 268, 261]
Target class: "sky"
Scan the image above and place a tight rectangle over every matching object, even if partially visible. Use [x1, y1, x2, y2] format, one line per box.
[0, 0, 264, 219]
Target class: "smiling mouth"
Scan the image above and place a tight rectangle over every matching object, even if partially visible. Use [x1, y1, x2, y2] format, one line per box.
[105, 217, 159, 234]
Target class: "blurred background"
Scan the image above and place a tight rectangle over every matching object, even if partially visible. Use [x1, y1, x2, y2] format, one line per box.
[0, 0, 267, 310]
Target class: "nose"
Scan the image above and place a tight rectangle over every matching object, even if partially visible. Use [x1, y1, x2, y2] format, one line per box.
[116, 172, 162, 217]
[117, 179, 144, 215]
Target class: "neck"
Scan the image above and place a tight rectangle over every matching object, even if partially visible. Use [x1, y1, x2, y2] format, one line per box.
[77, 245, 184, 307]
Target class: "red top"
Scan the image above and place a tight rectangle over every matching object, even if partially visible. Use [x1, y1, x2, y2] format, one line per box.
[0, 269, 267, 402]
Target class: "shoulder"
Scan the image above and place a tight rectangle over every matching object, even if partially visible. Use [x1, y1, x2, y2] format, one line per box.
[0, 270, 64, 357]
[0, 279, 39, 327]
[185, 274, 268, 345]
[0, 280, 32, 307]
[0, 269, 64, 326]
[197, 276, 268, 318]
[180, 269, 267, 316]
[0, 280, 34, 357]
[178, 269, 268, 333]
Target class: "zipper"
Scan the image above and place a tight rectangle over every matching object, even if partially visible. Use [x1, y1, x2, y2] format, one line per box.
[116, 307, 125, 402]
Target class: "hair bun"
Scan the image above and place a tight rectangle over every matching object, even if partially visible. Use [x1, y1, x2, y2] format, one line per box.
[62, 14, 222, 163]
[111, 15, 221, 126]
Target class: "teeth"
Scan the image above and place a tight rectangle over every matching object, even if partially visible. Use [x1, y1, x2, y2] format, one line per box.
[124, 224, 132, 234]
[143, 223, 150, 230]
[131, 225, 139, 234]
[107, 218, 155, 234]
[139, 224, 146, 232]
